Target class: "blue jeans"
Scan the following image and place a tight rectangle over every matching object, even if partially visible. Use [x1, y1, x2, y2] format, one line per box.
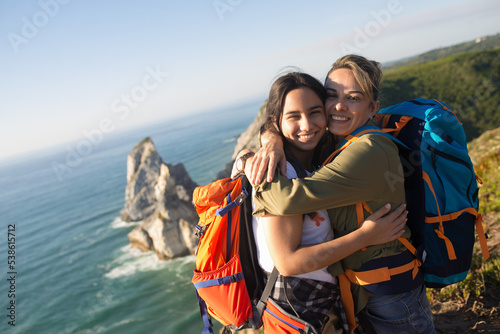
[359, 285, 434, 334]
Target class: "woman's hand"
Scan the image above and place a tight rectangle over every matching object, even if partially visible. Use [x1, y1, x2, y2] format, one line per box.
[359, 203, 407, 246]
[247, 130, 287, 184]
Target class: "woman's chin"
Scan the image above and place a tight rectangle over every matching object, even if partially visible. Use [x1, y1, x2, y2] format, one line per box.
[327, 122, 350, 136]
[291, 140, 318, 153]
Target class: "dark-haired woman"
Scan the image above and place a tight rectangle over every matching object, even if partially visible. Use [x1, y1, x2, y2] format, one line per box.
[243, 55, 435, 333]
[233, 71, 408, 333]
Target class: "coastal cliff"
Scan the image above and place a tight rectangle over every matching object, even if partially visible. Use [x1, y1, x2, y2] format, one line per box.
[231, 100, 267, 159]
[122, 101, 267, 260]
[121, 137, 199, 259]
[216, 100, 267, 179]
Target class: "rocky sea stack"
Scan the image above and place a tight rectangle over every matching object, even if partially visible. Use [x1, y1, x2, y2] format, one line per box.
[121, 137, 199, 259]
[121, 101, 266, 260]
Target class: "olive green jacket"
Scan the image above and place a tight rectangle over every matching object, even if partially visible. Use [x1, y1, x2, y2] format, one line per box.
[253, 123, 410, 312]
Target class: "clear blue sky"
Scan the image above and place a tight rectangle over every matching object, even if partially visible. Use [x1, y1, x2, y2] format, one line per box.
[1, 0, 499, 160]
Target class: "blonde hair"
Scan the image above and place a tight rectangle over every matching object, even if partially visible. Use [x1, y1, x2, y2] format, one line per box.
[326, 54, 382, 105]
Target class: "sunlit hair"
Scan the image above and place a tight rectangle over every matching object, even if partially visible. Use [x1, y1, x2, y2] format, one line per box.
[262, 72, 325, 136]
[325, 54, 382, 105]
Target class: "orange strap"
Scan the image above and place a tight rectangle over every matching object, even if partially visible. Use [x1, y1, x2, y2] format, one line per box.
[355, 203, 364, 227]
[393, 116, 412, 137]
[380, 115, 413, 137]
[322, 121, 413, 166]
[425, 207, 479, 224]
[349, 201, 421, 284]
[344, 258, 421, 286]
[374, 114, 413, 138]
[422, 171, 457, 261]
[376, 113, 391, 128]
[356, 202, 418, 259]
[338, 273, 358, 334]
[356, 202, 373, 251]
[434, 229, 457, 260]
[322, 135, 356, 166]
[475, 214, 490, 261]
[426, 208, 489, 261]
[398, 237, 418, 256]
[422, 182, 489, 262]
[338, 258, 422, 333]
[433, 99, 462, 125]
[355, 202, 374, 227]
[433, 99, 450, 112]
[322, 128, 384, 166]
[362, 202, 373, 214]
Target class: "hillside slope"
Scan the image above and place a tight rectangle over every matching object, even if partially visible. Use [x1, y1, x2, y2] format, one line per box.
[469, 127, 500, 213]
[384, 33, 500, 70]
[381, 49, 500, 140]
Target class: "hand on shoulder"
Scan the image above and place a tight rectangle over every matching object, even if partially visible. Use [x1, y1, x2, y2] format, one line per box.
[248, 130, 287, 184]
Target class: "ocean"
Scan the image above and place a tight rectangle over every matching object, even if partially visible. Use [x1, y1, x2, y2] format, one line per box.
[0, 99, 262, 334]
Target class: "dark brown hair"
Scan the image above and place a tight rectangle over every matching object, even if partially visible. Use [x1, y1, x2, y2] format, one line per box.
[262, 72, 325, 135]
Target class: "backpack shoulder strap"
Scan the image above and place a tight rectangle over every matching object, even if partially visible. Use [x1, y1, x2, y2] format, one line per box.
[256, 267, 279, 318]
[238, 176, 266, 300]
[321, 125, 408, 166]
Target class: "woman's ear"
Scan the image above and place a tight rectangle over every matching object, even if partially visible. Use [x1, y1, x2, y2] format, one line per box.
[369, 101, 380, 117]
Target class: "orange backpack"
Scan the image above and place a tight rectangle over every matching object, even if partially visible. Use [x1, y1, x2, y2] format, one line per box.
[192, 176, 320, 334]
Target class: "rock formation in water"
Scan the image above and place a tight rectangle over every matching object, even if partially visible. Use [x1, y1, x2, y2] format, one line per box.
[216, 100, 268, 179]
[121, 137, 199, 259]
[122, 100, 267, 260]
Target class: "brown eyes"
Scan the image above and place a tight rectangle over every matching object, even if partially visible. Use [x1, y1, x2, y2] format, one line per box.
[326, 94, 360, 101]
[286, 110, 322, 120]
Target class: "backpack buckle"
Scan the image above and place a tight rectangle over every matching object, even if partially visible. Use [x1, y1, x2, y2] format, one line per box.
[234, 187, 249, 205]
[195, 225, 206, 238]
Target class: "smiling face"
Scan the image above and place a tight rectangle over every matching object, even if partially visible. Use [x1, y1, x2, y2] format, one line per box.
[279, 87, 326, 162]
[325, 68, 379, 137]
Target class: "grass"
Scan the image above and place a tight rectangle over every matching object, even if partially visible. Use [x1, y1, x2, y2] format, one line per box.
[427, 251, 500, 304]
[476, 150, 500, 213]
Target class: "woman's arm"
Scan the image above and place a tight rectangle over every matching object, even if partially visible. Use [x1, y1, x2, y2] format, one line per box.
[250, 134, 403, 216]
[231, 149, 253, 179]
[265, 203, 407, 276]
[231, 130, 287, 182]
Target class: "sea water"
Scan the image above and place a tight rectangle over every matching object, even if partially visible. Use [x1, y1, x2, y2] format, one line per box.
[0, 98, 262, 334]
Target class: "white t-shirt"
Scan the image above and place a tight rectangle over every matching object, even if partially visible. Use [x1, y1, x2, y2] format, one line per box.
[252, 161, 337, 284]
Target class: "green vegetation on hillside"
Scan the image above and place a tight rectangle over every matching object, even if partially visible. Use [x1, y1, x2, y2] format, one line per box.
[381, 49, 500, 140]
[469, 128, 500, 213]
[384, 33, 500, 70]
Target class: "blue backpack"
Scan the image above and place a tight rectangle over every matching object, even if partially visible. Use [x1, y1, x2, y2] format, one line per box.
[376, 98, 490, 287]
[331, 98, 490, 288]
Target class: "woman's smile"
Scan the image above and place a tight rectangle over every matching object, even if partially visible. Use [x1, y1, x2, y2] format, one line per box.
[324, 68, 378, 136]
[280, 87, 326, 167]
[330, 115, 350, 122]
[297, 131, 319, 141]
